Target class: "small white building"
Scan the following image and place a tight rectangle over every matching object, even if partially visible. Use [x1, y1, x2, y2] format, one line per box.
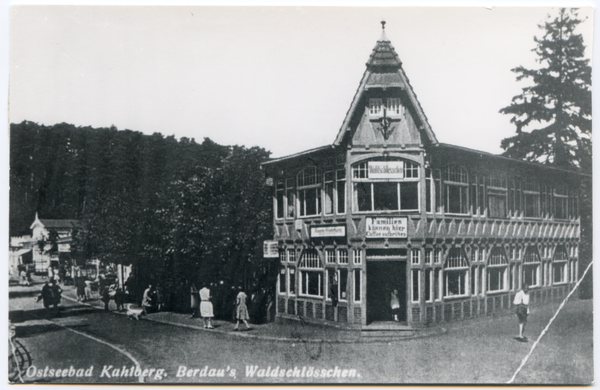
[29, 213, 81, 274]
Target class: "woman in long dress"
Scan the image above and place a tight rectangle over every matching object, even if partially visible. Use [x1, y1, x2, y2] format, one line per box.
[199, 285, 214, 329]
[233, 288, 251, 331]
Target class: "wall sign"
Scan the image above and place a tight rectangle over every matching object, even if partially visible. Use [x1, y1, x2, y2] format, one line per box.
[368, 161, 404, 179]
[263, 240, 279, 258]
[310, 225, 346, 238]
[366, 217, 408, 238]
[58, 243, 71, 252]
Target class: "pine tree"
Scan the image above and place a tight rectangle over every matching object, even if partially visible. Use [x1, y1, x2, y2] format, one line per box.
[499, 8, 591, 172]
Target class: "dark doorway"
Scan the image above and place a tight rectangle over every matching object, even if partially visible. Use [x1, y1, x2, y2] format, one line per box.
[367, 261, 406, 323]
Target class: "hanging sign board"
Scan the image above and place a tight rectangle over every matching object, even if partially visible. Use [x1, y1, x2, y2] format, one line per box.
[58, 243, 71, 252]
[366, 217, 408, 238]
[310, 225, 346, 238]
[263, 240, 279, 258]
[368, 161, 404, 179]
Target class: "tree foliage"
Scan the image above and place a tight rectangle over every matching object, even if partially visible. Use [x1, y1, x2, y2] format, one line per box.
[499, 8, 591, 172]
[10, 121, 276, 317]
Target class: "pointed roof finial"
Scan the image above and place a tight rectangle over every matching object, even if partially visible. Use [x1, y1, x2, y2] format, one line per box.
[378, 20, 389, 42]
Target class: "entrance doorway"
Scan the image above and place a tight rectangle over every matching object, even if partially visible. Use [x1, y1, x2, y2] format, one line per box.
[367, 260, 407, 323]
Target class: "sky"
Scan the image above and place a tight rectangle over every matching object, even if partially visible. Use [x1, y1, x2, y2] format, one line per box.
[8, 4, 594, 159]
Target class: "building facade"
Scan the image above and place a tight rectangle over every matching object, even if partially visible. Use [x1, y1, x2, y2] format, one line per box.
[262, 26, 583, 329]
[29, 213, 82, 274]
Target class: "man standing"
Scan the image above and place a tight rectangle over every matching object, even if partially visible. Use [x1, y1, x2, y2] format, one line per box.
[513, 284, 530, 341]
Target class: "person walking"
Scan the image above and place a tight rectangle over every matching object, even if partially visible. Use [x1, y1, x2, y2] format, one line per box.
[84, 279, 93, 301]
[513, 284, 531, 341]
[75, 276, 86, 302]
[199, 285, 214, 329]
[142, 284, 153, 315]
[391, 288, 400, 322]
[100, 285, 111, 311]
[233, 288, 251, 331]
[114, 287, 126, 311]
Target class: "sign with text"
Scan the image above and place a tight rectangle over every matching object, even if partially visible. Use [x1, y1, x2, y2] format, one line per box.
[58, 243, 71, 252]
[263, 240, 279, 258]
[366, 217, 408, 238]
[310, 225, 346, 238]
[368, 161, 404, 179]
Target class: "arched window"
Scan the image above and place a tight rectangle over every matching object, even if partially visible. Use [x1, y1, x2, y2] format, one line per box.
[523, 246, 540, 288]
[553, 245, 568, 284]
[299, 249, 323, 297]
[445, 166, 469, 214]
[487, 247, 508, 292]
[444, 248, 469, 297]
[351, 159, 419, 212]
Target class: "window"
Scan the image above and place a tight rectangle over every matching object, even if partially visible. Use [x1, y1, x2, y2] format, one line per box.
[338, 249, 349, 264]
[387, 98, 402, 115]
[471, 265, 477, 295]
[434, 248, 442, 264]
[297, 167, 321, 217]
[299, 249, 323, 297]
[352, 160, 419, 212]
[435, 269, 441, 300]
[369, 98, 383, 116]
[487, 175, 507, 218]
[524, 192, 540, 218]
[471, 247, 478, 263]
[487, 247, 508, 292]
[279, 267, 287, 294]
[354, 269, 361, 302]
[411, 249, 421, 264]
[276, 181, 285, 219]
[444, 248, 468, 297]
[287, 249, 296, 263]
[412, 270, 420, 302]
[324, 171, 334, 215]
[289, 268, 296, 294]
[425, 269, 432, 302]
[554, 185, 568, 220]
[336, 169, 346, 214]
[286, 178, 295, 218]
[445, 166, 469, 214]
[339, 269, 348, 300]
[523, 246, 540, 287]
[325, 249, 335, 264]
[353, 249, 362, 265]
[425, 249, 432, 264]
[426, 169, 433, 213]
[553, 246, 568, 284]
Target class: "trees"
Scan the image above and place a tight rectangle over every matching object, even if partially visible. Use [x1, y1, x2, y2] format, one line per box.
[499, 8, 591, 172]
[499, 8, 592, 298]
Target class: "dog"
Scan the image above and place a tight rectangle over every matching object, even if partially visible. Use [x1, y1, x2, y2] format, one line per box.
[126, 304, 144, 320]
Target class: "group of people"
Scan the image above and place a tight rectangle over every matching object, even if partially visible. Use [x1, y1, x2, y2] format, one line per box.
[18, 265, 32, 286]
[36, 278, 63, 314]
[190, 284, 251, 330]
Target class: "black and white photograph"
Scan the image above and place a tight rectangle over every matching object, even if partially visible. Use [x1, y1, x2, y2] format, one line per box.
[6, 4, 595, 385]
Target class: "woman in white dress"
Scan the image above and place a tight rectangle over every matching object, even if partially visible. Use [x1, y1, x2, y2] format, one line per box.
[199, 285, 214, 329]
[233, 288, 251, 331]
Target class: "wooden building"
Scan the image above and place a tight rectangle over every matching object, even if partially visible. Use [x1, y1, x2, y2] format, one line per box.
[262, 25, 583, 329]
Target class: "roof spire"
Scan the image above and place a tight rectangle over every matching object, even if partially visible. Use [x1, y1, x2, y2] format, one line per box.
[378, 20, 389, 42]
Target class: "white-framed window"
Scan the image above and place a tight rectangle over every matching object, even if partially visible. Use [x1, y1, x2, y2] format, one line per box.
[479, 247, 485, 263]
[444, 248, 469, 297]
[552, 245, 568, 284]
[279, 249, 286, 264]
[337, 249, 349, 264]
[411, 249, 421, 265]
[554, 185, 569, 220]
[487, 174, 508, 218]
[325, 249, 336, 264]
[279, 267, 287, 294]
[286, 178, 295, 218]
[276, 180, 285, 219]
[327, 268, 348, 302]
[323, 171, 335, 215]
[425, 249, 432, 264]
[299, 249, 323, 297]
[297, 167, 321, 217]
[354, 269, 362, 302]
[523, 246, 541, 287]
[353, 249, 362, 265]
[336, 169, 346, 214]
[445, 165, 469, 214]
[287, 249, 296, 263]
[487, 247, 508, 292]
[352, 160, 419, 212]
[369, 98, 383, 116]
[434, 248, 442, 264]
[425, 269, 433, 302]
[412, 269, 420, 302]
[523, 181, 540, 218]
[435, 268, 442, 301]
[288, 267, 296, 295]
[386, 98, 402, 116]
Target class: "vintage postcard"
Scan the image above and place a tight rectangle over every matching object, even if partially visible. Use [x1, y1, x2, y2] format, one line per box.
[7, 5, 594, 385]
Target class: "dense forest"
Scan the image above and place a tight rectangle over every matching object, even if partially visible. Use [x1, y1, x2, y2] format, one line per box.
[10, 121, 276, 319]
